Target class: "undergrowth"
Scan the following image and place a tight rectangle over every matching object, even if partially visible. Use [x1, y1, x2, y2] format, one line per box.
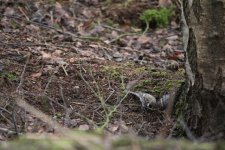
[140, 7, 174, 33]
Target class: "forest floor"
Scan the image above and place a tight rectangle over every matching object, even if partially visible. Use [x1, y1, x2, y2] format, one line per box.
[0, 0, 184, 141]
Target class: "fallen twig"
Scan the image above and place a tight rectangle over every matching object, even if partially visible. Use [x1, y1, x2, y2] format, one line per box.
[0, 127, 17, 135]
[16, 52, 30, 93]
[109, 33, 141, 44]
[0, 14, 103, 42]
[23, 90, 97, 128]
[12, 103, 19, 136]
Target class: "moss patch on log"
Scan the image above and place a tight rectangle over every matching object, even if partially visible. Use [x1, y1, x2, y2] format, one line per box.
[1, 132, 224, 150]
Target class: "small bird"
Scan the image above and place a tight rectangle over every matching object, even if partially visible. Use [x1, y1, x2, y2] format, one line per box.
[127, 91, 170, 110]
[159, 93, 170, 109]
[127, 91, 157, 108]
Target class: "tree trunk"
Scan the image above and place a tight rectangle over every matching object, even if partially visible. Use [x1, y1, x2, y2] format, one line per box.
[183, 0, 225, 140]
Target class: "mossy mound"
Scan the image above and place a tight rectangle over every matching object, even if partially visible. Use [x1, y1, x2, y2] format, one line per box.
[1, 132, 224, 150]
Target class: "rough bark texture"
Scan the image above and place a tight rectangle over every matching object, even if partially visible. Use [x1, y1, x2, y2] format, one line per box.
[183, 0, 225, 139]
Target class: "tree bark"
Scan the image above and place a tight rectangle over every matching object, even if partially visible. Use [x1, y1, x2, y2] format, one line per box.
[183, 0, 225, 140]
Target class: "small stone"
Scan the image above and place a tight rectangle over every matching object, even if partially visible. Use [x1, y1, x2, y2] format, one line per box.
[78, 124, 89, 131]
[113, 52, 123, 58]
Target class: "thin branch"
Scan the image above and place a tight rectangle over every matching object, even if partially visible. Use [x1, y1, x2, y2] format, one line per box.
[0, 127, 17, 135]
[16, 53, 31, 93]
[0, 106, 12, 115]
[59, 84, 68, 108]
[179, 117, 196, 141]
[79, 71, 100, 101]
[12, 103, 19, 136]
[23, 91, 67, 110]
[44, 75, 54, 93]
[100, 91, 129, 130]
[109, 33, 141, 44]
[102, 24, 125, 33]
[44, 74, 56, 115]
[23, 91, 97, 128]
[0, 113, 14, 126]
[0, 14, 103, 42]
[142, 21, 150, 35]
[0, 41, 49, 47]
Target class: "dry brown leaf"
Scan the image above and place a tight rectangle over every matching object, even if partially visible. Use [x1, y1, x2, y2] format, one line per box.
[41, 51, 67, 65]
[52, 50, 63, 57]
[158, 0, 172, 7]
[31, 72, 42, 78]
[111, 125, 119, 133]
[137, 35, 152, 44]
[41, 51, 52, 60]
[4, 7, 15, 15]
[69, 57, 76, 63]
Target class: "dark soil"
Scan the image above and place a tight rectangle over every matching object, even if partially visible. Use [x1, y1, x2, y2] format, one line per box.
[0, 0, 184, 141]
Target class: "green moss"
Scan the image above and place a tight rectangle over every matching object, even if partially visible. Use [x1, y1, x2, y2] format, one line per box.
[105, 19, 113, 26]
[1, 130, 223, 150]
[123, 61, 135, 67]
[112, 138, 132, 147]
[151, 86, 165, 95]
[178, 68, 185, 77]
[132, 68, 184, 96]
[9, 138, 75, 150]
[53, 23, 61, 29]
[123, 0, 134, 8]
[134, 79, 152, 91]
[102, 0, 112, 5]
[140, 7, 174, 28]
[175, 90, 187, 117]
[151, 71, 168, 78]
[0, 72, 18, 81]
[170, 82, 188, 137]
[49, 0, 55, 4]
[164, 80, 183, 90]
[151, 80, 183, 95]
[102, 66, 122, 79]
[11, 20, 20, 29]
[133, 66, 148, 75]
